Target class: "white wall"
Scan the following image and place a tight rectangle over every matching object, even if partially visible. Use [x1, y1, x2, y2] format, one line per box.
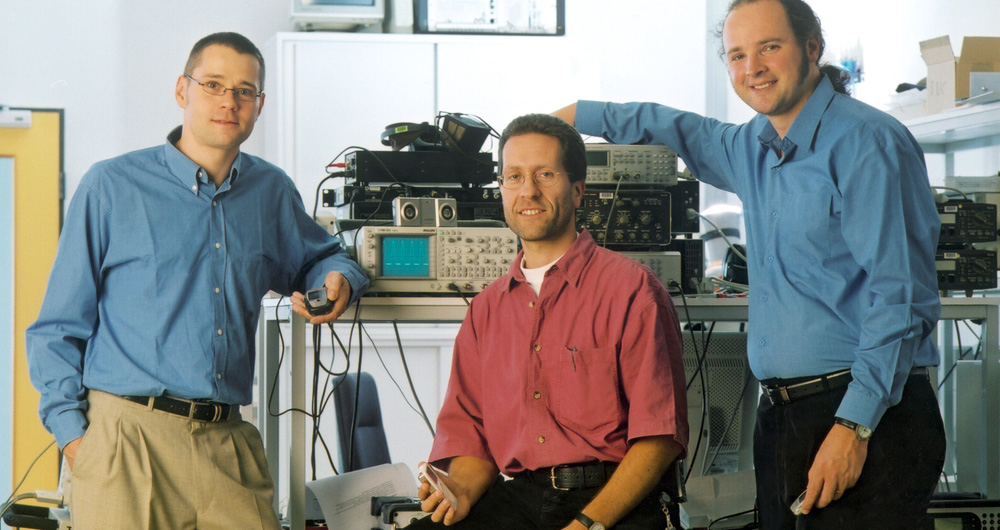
[0, 0, 293, 202]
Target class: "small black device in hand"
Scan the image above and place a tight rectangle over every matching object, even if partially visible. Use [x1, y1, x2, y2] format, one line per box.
[305, 287, 334, 316]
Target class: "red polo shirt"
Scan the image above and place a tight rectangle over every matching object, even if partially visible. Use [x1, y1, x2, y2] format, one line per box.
[429, 230, 688, 474]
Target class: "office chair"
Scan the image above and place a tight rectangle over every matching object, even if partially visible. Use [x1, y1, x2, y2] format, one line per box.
[334, 372, 392, 472]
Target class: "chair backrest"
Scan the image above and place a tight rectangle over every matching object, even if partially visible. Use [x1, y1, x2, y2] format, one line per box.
[333, 372, 391, 472]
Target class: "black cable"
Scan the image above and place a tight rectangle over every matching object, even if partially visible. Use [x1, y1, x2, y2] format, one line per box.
[673, 286, 712, 484]
[600, 176, 625, 246]
[360, 323, 422, 416]
[708, 507, 758, 529]
[393, 321, 437, 437]
[448, 282, 473, 306]
[347, 335, 364, 472]
[314, 323, 351, 378]
[311, 324, 322, 480]
[937, 319, 980, 391]
[267, 297, 315, 418]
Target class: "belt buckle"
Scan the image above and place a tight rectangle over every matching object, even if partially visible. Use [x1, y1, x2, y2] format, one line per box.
[764, 386, 789, 405]
[210, 403, 224, 422]
[550, 465, 571, 491]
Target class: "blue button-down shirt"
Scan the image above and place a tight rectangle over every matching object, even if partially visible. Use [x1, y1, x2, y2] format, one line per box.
[576, 76, 941, 429]
[27, 128, 369, 448]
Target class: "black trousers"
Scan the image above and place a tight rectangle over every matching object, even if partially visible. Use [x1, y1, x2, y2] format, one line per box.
[406, 474, 671, 530]
[754, 373, 946, 530]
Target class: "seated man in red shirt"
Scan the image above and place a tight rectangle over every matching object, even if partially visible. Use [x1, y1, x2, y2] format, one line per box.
[413, 113, 689, 530]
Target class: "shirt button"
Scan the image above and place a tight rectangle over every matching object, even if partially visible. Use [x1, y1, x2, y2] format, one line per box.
[759, 339, 765, 346]
[529, 301, 535, 308]
[215, 242, 221, 249]
[533, 391, 541, 399]
[533, 344, 541, 352]
[217, 373, 223, 380]
[217, 329, 223, 336]
[214, 287, 220, 293]
[768, 256, 774, 262]
[761, 295, 768, 301]
[191, 185, 198, 192]
[772, 211, 778, 218]
[537, 435, 545, 444]
[212, 200, 217, 206]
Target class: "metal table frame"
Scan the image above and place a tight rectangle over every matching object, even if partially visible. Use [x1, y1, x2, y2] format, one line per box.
[258, 295, 1000, 529]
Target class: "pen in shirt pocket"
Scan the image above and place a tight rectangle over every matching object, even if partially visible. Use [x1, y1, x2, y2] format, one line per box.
[567, 346, 577, 371]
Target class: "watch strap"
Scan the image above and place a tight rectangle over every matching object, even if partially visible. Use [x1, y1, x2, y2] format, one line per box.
[575, 513, 599, 529]
[834, 416, 872, 440]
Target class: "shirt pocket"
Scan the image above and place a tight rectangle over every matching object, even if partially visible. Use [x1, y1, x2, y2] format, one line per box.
[776, 192, 832, 262]
[551, 346, 623, 432]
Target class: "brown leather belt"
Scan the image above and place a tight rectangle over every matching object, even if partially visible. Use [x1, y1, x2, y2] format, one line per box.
[519, 461, 619, 490]
[121, 395, 234, 422]
[763, 367, 929, 405]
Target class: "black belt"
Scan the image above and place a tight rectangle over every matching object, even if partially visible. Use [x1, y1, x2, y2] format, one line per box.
[763, 367, 929, 405]
[518, 461, 619, 490]
[121, 395, 234, 423]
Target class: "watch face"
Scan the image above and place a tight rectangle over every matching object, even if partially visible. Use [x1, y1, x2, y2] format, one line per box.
[856, 425, 873, 440]
[591, 524, 606, 530]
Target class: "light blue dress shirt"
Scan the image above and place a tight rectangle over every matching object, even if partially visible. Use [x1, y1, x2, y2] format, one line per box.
[576, 76, 941, 429]
[27, 128, 369, 448]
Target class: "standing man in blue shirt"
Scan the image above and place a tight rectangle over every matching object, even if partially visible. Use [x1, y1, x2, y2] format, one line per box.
[554, 0, 945, 528]
[26, 32, 368, 530]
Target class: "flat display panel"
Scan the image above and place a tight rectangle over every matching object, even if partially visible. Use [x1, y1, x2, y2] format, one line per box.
[415, 0, 565, 35]
[382, 236, 431, 277]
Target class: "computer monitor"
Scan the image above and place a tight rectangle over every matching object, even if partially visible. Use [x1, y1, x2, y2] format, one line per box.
[682, 330, 757, 478]
[291, 0, 385, 30]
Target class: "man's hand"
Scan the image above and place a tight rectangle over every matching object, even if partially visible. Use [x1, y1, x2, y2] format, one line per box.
[290, 271, 352, 324]
[800, 423, 868, 514]
[417, 456, 497, 526]
[63, 437, 83, 471]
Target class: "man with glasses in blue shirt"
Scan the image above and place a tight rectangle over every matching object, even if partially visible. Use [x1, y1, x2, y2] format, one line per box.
[27, 32, 368, 529]
[555, 0, 944, 529]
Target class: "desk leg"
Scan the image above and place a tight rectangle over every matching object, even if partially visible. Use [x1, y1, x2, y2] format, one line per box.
[984, 303, 999, 499]
[290, 314, 305, 530]
[258, 314, 281, 517]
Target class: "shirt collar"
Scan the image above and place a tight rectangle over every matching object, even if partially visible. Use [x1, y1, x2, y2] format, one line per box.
[501, 230, 597, 293]
[756, 74, 836, 160]
[164, 125, 243, 195]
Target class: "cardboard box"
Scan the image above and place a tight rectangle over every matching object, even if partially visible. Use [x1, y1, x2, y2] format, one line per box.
[920, 35, 1000, 114]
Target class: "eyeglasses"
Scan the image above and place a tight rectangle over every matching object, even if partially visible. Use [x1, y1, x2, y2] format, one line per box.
[497, 170, 567, 190]
[184, 74, 262, 102]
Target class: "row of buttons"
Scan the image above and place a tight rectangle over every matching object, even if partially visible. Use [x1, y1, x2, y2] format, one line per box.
[441, 266, 509, 278]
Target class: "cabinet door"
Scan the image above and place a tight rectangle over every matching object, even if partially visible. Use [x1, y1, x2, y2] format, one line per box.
[276, 40, 437, 207]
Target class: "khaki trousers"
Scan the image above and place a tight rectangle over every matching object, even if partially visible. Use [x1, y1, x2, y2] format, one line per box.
[70, 390, 281, 530]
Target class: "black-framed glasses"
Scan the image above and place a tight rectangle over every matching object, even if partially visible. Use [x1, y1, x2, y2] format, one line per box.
[497, 169, 566, 190]
[184, 74, 262, 102]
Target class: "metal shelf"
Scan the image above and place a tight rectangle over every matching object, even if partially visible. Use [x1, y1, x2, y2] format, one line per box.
[904, 100, 1000, 154]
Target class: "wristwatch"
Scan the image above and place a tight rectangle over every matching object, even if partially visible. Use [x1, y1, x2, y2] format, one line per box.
[575, 513, 606, 530]
[834, 417, 873, 441]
